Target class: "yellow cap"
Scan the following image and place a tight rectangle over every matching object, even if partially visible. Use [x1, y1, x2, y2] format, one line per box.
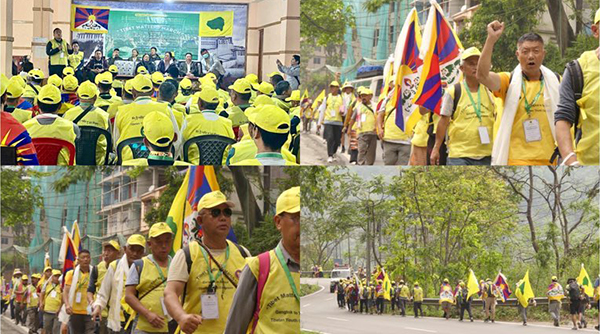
[62, 75, 79, 91]
[286, 90, 301, 102]
[342, 81, 353, 89]
[43, 266, 52, 273]
[137, 66, 148, 75]
[6, 81, 25, 99]
[552, 276, 558, 281]
[248, 104, 290, 134]
[9, 75, 26, 88]
[103, 239, 121, 251]
[31, 274, 41, 279]
[149, 222, 174, 238]
[198, 191, 234, 210]
[95, 71, 113, 85]
[28, 69, 45, 80]
[0, 74, 8, 96]
[142, 111, 174, 147]
[461, 47, 481, 61]
[596, 8, 600, 24]
[22, 275, 28, 280]
[199, 77, 216, 89]
[52, 270, 61, 276]
[151, 71, 165, 85]
[63, 67, 75, 76]
[197, 86, 219, 104]
[124, 79, 133, 94]
[330, 81, 340, 87]
[126, 234, 146, 249]
[77, 81, 98, 99]
[276, 186, 300, 215]
[268, 71, 282, 78]
[37, 85, 62, 104]
[245, 73, 259, 85]
[180, 78, 192, 90]
[205, 72, 217, 81]
[252, 95, 275, 107]
[228, 79, 252, 94]
[257, 81, 274, 96]
[13, 268, 22, 275]
[48, 74, 62, 88]
[359, 88, 373, 96]
[131, 74, 153, 93]
[109, 65, 119, 74]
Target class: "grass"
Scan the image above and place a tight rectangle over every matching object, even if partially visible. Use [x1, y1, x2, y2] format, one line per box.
[301, 283, 321, 297]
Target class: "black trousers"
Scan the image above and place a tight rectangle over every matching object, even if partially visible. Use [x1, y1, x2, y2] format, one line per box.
[459, 302, 473, 320]
[399, 298, 407, 315]
[324, 124, 343, 157]
[376, 297, 384, 314]
[360, 299, 368, 313]
[48, 65, 66, 77]
[414, 301, 423, 317]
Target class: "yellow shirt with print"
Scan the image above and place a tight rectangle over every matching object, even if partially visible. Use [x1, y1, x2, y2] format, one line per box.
[183, 111, 235, 164]
[495, 72, 557, 165]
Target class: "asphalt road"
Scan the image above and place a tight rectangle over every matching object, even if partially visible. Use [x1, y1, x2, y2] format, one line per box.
[301, 278, 598, 334]
[1, 315, 26, 334]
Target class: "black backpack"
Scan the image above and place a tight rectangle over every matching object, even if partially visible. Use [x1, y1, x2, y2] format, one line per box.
[569, 282, 581, 301]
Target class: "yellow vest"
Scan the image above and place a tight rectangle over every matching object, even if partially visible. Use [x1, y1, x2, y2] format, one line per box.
[446, 83, 495, 158]
[43, 283, 62, 313]
[356, 103, 376, 134]
[382, 102, 410, 142]
[115, 97, 173, 162]
[272, 98, 291, 113]
[175, 93, 192, 104]
[5, 107, 32, 124]
[122, 158, 190, 166]
[411, 114, 430, 148]
[183, 240, 248, 334]
[224, 105, 249, 127]
[574, 51, 599, 165]
[27, 285, 39, 308]
[246, 250, 299, 334]
[112, 80, 123, 89]
[323, 94, 343, 122]
[23, 116, 77, 165]
[95, 94, 123, 113]
[413, 287, 424, 302]
[49, 39, 69, 66]
[171, 103, 186, 130]
[399, 285, 410, 298]
[135, 256, 169, 333]
[63, 105, 109, 165]
[95, 261, 110, 318]
[68, 52, 84, 69]
[183, 111, 235, 164]
[232, 152, 298, 166]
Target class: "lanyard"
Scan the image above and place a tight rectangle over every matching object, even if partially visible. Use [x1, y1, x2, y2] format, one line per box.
[521, 77, 544, 116]
[200, 244, 230, 285]
[275, 245, 299, 302]
[148, 255, 170, 287]
[76, 273, 89, 291]
[462, 81, 482, 123]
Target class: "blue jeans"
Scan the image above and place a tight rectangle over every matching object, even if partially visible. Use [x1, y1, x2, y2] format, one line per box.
[447, 156, 491, 166]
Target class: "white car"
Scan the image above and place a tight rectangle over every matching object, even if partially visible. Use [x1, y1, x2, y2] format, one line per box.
[330, 268, 352, 292]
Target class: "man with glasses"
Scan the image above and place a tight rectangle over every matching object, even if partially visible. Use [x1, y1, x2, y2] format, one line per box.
[164, 191, 250, 334]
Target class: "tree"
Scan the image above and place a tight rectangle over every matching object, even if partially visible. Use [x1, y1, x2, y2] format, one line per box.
[300, 0, 354, 47]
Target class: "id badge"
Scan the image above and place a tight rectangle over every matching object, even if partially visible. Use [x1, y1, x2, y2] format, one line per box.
[361, 114, 367, 123]
[523, 119, 542, 142]
[201, 293, 219, 320]
[50, 291, 57, 298]
[329, 108, 336, 117]
[60, 52, 64, 59]
[75, 292, 82, 303]
[32, 292, 37, 299]
[160, 297, 171, 320]
[478, 126, 491, 145]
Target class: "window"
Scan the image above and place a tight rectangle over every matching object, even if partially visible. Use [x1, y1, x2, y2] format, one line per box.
[389, 25, 395, 45]
[373, 28, 379, 48]
[313, 57, 321, 64]
[1, 237, 8, 244]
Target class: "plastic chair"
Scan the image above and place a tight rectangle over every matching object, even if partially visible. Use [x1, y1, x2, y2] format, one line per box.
[183, 135, 236, 165]
[116, 137, 149, 165]
[1, 146, 17, 165]
[76, 126, 113, 165]
[31, 137, 76, 165]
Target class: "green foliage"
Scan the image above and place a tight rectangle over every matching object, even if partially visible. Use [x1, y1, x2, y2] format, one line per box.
[1, 168, 44, 244]
[300, 0, 354, 47]
[51, 166, 114, 193]
[300, 283, 320, 297]
[232, 213, 280, 256]
[143, 168, 186, 226]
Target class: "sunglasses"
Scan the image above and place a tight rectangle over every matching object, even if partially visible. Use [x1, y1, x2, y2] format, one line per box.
[210, 208, 233, 218]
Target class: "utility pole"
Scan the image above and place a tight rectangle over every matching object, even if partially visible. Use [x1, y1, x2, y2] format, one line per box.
[366, 199, 374, 286]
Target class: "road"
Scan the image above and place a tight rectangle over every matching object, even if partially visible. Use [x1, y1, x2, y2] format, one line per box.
[301, 278, 598, 334]
[300, 126, 384, 166]
[1, 315, 26, 334]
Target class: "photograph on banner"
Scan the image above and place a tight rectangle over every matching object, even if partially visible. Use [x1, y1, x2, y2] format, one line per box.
[1, 0, 301, 166]
[0, 166, 300, 334]
[300, 165, 599, 333]
[300, 0, 599, 167]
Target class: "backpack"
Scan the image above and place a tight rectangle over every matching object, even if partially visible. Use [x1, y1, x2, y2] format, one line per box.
[569, 282, 581, 301]
[564, 60, 584, 144]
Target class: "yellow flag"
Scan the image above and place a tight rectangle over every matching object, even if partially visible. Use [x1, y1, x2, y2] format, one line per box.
[70, 220, 81, 256]
[515, 270, 535, 308]
[467, 269, 480, 300]
[302, 89, 309, 100]
[577, 264, 594, 297]
[311, 89, 325, 110]
[199, 11, 233, 37]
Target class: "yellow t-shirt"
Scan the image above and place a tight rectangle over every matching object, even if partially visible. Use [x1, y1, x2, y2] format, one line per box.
[495, 72, 556, 165]
[64, 270, 90, 315]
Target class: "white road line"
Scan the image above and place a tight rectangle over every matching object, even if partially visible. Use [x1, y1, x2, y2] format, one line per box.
[302, 303, 311, 308]
[326, 297, 334, 300]
[404, 327, 437, 333]
[301, 284, 325, 299]
[326, 317, 350, 322]
[301, 329, 331, 334]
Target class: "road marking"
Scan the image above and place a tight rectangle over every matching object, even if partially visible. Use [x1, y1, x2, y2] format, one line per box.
[302, 303, 311, 308]
[326, 317, 349, 322]
[326, 297, 334, 300]
[301, 284, 325, 299]
[404, 327, 437, 333]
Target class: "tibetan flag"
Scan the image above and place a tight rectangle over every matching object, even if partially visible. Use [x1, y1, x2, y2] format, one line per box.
[439, 283, 455, 304]
[577, 264, 594, 297]
[374, 266, 392, 300]
[61, 234, 77, 287]
[392, 8, 423, 133]
[515, 270, 535, 308]
[70, 220, 82, 256]
[467, 269, 480, 300]
[71, 5, 110, 34]
[166, 166, 237, 255]
[44, 252, 51, 269]
[57, 226, 71, 265]
[494, 271, 512, 302]
[412, 0, 463, 115]
[199, 11, 234, 37]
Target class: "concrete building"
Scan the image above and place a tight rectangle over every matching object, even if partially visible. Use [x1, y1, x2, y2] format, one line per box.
[0, 0, 299, 82]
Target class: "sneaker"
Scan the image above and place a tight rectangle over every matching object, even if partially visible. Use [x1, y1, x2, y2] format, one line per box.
[484, 319, 489, 323]
[470, 318, 473, 322]
[333, 155, 338, 161]
[523, 322, 527, 326]
[555, 319, 560, 327]
[341, 146, 346, 153]
[491, 320, 495, 323]
[578, 322, 582, 329]
[572, 327, 577, 330]
[327, 156, 333, 163]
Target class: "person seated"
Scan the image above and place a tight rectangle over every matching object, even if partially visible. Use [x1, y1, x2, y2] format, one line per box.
[128, 48, 140, 62]
[122, 111, 189, 166]
[157, 52, 179, 78]
[178, 52, 202, 78]
[85, 50, 108, 82]
[175, 78, 194, 105]
[4, 81, 33, 123]
[108, 48, 123, 66]
[94, 72, 123, 113]
[135, 54, 156, 74]
[1, 78, 38, 165]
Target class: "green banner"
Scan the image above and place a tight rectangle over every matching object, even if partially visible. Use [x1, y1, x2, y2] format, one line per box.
[105, 10, 200, 59]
